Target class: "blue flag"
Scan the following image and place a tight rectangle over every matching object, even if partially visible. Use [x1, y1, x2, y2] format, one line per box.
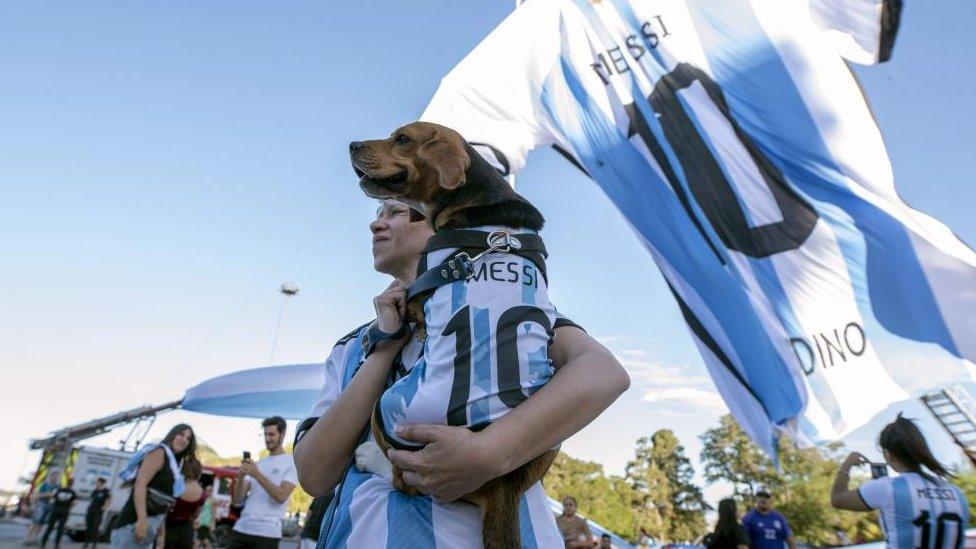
[421, 0, 975, 454]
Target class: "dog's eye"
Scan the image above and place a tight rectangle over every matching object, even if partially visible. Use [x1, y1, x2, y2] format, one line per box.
[394, 133, 411, 144]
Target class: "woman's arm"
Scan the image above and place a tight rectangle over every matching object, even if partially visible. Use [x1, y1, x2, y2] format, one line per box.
[133, 449, 165, 540]
[294, 281, 408, 496]
[831, 452, 871, 511]
[294, 340, 403, 495]
[388, 326, 630, 501]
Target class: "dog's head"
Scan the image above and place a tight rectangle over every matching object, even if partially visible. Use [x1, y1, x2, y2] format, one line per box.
[349, 121, 470, 213]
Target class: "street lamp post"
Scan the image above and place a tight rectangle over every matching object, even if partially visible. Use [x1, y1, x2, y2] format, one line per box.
[270, 282, 300, 363]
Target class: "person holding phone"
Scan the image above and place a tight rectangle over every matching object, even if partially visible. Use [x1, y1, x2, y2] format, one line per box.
[229, 417, 297, 549]
[831, 414, 970, 549]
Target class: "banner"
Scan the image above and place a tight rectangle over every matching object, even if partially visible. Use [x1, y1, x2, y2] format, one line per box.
[421, 0, 976, 455]
[182, 363, 324, 420]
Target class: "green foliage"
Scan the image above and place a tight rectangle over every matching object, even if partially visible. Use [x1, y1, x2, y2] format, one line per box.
[546, 452, 650, 540]
[698, 414, 778, 497]
[951, 469, 976, 525]
[196, 443, 242, 468]
[626, 430, 708, 542]
[546, 429, 707, 543]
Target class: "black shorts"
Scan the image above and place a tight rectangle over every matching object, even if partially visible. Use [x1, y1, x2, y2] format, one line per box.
[197, 525, 212, 541]
[163, 521, 195, 549]
[226, 530, 280, 549]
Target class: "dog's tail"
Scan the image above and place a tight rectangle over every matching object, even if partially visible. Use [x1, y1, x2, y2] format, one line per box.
[481, 481, 523, 549]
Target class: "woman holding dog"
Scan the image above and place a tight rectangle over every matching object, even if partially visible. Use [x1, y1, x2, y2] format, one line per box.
[295, 199, 630, 547]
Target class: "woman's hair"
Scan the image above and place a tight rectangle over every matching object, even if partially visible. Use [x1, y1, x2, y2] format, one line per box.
[713, 498, 740, 540]
[182, 457, 203, 480]
[161, 423, 198, 464]
[879, 414, 952, 479]
[562, 496, 577, 505]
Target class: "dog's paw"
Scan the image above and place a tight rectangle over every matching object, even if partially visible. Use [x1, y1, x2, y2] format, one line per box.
[355, 441, 393, 480]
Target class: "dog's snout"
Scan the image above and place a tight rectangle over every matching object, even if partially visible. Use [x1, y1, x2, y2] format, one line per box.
[349, 141, 365, 153]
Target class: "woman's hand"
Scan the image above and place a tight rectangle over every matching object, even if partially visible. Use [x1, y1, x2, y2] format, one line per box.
[843, 451, 869, 470]
[831, 451, 872, 511]
[134, 516, 149, 541]
[386, 425, 497, 502]
[374, 281, 407, 334]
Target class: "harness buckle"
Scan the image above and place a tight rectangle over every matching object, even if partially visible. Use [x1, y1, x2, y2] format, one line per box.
[452, 231, 521, 282]
[453, 252, 477, 280]
[486, 230, 521, 251]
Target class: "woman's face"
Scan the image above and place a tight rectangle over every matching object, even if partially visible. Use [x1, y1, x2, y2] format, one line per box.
[171, 429, 193, 453]
[562, 499, 577, 516]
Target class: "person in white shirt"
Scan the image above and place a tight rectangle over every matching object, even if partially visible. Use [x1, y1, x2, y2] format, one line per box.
[831, 414, 970, 549]
[230, 416, 298, 549]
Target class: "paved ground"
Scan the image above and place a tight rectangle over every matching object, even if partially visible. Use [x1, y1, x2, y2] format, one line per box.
[0, 518, 87, 548]
[0, 518, 306, 549]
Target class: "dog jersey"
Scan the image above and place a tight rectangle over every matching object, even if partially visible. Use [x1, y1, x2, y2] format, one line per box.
[377, 226, 558, 450]
[298, 319, 565, 548]
[858, 473, 970, 549]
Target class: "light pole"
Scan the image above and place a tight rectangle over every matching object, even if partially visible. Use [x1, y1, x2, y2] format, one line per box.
[270, 282, 299, 363]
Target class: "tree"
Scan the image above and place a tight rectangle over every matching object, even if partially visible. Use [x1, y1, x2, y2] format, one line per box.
[626, 430, 707, 542]
[545, 452, 654, 541]
[950, 469, 976, 526]
[699, 414, 778, 497]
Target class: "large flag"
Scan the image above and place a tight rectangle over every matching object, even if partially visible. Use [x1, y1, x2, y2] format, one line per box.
[420, 0, 976, 455]
[182, 363, 323, 420]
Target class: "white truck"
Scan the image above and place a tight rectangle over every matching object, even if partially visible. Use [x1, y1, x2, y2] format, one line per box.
[64, 446, 133, 542]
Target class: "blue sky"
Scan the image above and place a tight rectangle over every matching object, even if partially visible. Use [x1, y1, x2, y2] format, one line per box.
[1, 1, 974, 507]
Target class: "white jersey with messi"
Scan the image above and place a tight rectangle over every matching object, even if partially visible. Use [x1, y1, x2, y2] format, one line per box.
[377, 226, 557, 450]
[420, 0, 976, 458]
[858, 473, 970, 549]
[299, 317, 565, 548]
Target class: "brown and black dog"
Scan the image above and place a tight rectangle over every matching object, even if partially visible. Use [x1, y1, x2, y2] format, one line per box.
[350, 121, 557, 548]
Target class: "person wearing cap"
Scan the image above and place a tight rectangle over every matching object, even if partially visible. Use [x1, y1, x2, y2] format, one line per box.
[741, 490, 796, 549]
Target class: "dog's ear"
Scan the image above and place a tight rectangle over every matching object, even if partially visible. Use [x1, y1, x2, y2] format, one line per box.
[417, 133, 470, 190]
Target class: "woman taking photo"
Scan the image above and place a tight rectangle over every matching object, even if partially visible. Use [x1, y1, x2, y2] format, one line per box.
[831, 414, 970, 549]
[704, 498, 749, 549]
[111, 424, 198, 548]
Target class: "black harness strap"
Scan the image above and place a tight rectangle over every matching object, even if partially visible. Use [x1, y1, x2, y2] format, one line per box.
[407, 229, 548, 303]
[422, 229, 547, 256]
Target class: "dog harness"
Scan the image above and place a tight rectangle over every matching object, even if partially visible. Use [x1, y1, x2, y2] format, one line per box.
[361, 229, 549, 358]
[376, 226, 558, 451]
[407, 228, 549, 303]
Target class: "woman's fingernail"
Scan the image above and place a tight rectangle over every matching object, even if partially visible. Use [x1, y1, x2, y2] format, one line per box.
[395, 426, 404, 436]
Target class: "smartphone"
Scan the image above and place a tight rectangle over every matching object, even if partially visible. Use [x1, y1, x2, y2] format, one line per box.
[243, 451, 251, 461]
[870, 463, 888, 479]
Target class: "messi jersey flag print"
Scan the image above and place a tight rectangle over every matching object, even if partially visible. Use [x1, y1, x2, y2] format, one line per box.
[421, 0, 976, 455]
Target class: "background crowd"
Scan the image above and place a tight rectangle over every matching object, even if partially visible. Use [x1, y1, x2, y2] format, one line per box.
[11, 412, 975, 548]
